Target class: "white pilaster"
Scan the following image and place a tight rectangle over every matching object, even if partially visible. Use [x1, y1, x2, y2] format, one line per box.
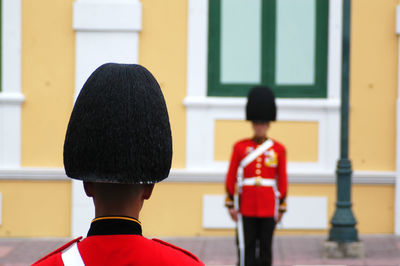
[72, 0, 142, 237]
[0, 0, 24, 168]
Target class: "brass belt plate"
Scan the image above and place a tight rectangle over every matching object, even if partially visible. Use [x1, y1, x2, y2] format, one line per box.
[255, 176, 262, 186]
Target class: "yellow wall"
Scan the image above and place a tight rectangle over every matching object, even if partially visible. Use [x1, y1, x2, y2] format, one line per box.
[353, 184, 394, 234]
[141, 183, 227, 237]
[286, 184, 394, 235]
[139, 0, 188, 168]
[349, 0, 397, 171]
[140, 182, 394, 237]
[214, 120, 319, 162]
[0, 181, 71, 237]
[21, 0, 75, 167]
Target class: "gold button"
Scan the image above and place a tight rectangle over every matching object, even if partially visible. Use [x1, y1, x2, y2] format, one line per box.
[256, 163, 262, 168]
[256, 169, 261, 175]
[257, 157, 262, 162]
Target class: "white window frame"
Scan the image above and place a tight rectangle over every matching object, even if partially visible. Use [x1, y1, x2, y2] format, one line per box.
[183, 0, 343, 178]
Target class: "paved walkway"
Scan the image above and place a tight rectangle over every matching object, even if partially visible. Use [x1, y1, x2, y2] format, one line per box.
[0, 235, 399, 265]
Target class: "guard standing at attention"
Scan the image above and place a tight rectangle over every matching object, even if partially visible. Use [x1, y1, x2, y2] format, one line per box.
[225, 86, 288, 266]
[33, 63, 204, 266]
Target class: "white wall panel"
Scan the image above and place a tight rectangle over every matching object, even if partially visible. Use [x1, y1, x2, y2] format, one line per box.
[279, 196, 328, 229]
[202, 194, 328, 230]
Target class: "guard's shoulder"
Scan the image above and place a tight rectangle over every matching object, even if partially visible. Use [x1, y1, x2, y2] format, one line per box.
[32, 237, 82, 265]
[152, 238, 204, 265]
[271, 138, 286, 151]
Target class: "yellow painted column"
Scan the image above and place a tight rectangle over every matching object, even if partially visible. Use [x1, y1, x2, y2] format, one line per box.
[21, 0, 75, 167]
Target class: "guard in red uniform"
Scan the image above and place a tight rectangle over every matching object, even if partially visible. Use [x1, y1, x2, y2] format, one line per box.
[225, 86, 288, 266]
[33, 63, 204, 266]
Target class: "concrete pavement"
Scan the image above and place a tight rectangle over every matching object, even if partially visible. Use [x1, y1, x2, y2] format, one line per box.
[0, 235, 399, 265]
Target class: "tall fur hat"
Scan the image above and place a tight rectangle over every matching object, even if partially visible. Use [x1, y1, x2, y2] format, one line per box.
[63, 63, 172, 184]
[246, 86, 276, 122]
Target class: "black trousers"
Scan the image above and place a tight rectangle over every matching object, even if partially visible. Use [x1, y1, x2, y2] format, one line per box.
[237, 216, 276, 266]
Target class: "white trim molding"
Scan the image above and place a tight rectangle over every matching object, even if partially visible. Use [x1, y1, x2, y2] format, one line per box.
[72, 0, 143, 237]
[0, 168, 68, 180]
[0, 168, 394, 185]
[185, 0, 343, 175]
[167, 169, 396, 185]
[203, 195, 327, 230]
[0, 0, 24, 168]
[394, 4, 400, 235]
[73, 0, 142, 99]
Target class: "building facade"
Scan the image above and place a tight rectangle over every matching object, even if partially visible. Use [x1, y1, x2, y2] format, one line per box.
[0, 0, 399, 237]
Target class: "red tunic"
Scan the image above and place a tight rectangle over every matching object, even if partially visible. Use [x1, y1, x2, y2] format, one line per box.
[225, 138, 287, 217]
[33, 216, 204, 266]
[32, 236, 203, 265]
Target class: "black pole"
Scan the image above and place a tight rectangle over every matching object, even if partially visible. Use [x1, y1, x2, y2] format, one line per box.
[328, 0, 359, 242]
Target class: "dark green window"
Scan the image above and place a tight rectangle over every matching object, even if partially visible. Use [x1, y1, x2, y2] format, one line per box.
[208, 0, 329, 98]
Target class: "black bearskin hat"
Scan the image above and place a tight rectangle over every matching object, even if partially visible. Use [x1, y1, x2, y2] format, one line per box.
[63, 63, 172, 184]
[246, 86, 276, 122]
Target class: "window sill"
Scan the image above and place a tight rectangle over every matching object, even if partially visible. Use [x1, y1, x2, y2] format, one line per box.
[184, 96, 340, 110]
[0, 92, 24, 105]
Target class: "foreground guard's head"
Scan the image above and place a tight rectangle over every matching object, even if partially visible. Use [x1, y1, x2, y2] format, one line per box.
[64, 63, 172, 184]
[246, 86, 276, 122]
